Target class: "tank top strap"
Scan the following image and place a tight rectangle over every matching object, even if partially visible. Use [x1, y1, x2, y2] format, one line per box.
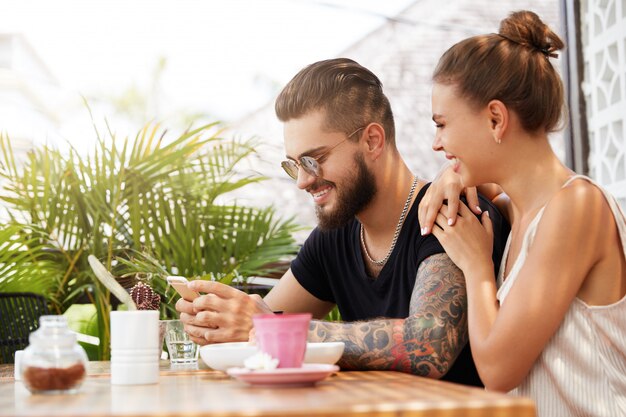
[561, 174, 626, 260]
[561, 174, 592, 188]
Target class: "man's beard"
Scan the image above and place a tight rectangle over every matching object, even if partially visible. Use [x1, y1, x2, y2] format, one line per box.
[315, 153, 376, 230]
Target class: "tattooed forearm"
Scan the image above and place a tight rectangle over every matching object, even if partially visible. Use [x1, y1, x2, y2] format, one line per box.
[309, 254, 468, 378]
[309, 319, 400, 369]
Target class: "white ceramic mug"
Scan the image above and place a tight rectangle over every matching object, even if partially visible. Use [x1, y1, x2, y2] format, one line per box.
[110, 310, 159, 385]
[110, 310, 159, 350]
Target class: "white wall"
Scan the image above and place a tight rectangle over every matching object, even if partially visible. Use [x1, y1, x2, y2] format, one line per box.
[581, 0, 626, 208]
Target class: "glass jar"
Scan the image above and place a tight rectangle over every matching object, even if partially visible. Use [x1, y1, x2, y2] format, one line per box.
[20, 315, 88, 394]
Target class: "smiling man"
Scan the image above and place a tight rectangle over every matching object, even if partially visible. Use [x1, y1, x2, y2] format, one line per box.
[176, 58, 509, 386]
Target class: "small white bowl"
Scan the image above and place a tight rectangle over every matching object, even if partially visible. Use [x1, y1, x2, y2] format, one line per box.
[200, 341, 345, 371]
[200, 342, 258, 371]
[304, 342, 344, 365]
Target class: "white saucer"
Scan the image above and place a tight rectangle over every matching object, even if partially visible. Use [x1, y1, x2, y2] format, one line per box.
[226, 363, 339, 387]
[200, 341, 345, 371]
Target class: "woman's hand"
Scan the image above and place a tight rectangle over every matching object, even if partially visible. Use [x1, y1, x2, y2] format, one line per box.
[419, 165, 481, 235]
[431, 202, 494, 273]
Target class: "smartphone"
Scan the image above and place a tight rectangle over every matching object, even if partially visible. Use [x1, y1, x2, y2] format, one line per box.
[166, 276, 200, 301]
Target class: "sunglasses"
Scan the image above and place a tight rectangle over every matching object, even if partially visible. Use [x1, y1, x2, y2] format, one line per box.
[281, 126, 367, 180]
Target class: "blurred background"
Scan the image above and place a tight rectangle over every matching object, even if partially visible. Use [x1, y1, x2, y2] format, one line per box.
[1, 0, 623, 237]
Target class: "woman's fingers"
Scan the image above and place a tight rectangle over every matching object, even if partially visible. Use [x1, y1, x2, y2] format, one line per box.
[418, 186, 439, 235]
[457, 201, 473, 217]
[444, 191, 460, 226]
[465, 187, 482, 214]
[419, 166, 464, 235]
[481, 210, 493, 239]
[434, 211, 450, 231]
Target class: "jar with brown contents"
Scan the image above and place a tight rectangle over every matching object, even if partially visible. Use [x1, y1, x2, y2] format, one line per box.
[21, 315, 88, 394]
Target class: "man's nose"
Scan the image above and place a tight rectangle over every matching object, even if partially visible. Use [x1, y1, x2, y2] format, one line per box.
[295, 166, 316, 190]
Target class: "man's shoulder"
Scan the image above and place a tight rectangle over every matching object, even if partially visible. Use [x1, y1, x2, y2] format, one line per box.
[415, 182, 433, 204]
[476, 193, 508, 226]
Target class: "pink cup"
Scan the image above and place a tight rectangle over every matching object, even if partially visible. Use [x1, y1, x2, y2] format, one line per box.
[252, 313, 311, 368]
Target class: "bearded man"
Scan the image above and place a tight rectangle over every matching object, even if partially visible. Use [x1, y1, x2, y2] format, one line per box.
[175, 58, 509, 386]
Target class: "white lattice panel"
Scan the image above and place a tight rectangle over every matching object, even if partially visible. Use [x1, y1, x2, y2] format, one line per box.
[582, 0, 626, 208]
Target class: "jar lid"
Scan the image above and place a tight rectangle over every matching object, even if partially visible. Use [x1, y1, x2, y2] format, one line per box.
[29, 315, 77, 348]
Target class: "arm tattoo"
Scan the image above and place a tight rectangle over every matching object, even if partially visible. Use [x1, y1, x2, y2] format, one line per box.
[309, 253, 468, 378]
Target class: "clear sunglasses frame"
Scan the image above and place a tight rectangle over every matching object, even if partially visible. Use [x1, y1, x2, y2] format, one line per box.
[280, 125, 367, 180]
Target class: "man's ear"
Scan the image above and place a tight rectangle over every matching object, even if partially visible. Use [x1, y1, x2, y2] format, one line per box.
[362, 123, 385, 159]
[487, 100, 509, 143]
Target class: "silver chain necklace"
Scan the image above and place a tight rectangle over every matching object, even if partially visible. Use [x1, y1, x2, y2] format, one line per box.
[360, 177, 418, 266]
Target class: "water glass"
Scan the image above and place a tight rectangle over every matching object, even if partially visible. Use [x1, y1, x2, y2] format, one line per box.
[158, 320, 167, 359]
[164, 320, 198, 363]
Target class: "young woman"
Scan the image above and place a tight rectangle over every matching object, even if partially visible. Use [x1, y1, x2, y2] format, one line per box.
[422, 10, 626, 416]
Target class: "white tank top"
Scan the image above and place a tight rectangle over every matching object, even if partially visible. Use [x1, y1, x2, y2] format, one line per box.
[496, 175, 626, 417]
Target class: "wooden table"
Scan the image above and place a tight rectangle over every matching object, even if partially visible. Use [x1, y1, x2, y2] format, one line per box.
[0, 361, 535, 417]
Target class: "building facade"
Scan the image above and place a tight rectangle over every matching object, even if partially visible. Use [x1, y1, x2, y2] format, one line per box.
[580, 0, 626, 208]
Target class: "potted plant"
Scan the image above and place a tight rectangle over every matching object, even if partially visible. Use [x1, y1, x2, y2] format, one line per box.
[0, 122, 300, 360]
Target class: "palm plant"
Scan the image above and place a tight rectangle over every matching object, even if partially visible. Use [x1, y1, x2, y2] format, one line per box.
[0, 122, 300, 360]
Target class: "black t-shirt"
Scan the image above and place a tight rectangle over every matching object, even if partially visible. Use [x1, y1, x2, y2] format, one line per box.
[290, 182, 510, 386]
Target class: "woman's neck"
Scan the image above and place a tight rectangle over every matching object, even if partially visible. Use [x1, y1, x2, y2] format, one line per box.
[498, 140, 574, 223]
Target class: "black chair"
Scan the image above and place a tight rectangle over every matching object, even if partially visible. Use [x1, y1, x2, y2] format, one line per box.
[0, 292, 49, 364]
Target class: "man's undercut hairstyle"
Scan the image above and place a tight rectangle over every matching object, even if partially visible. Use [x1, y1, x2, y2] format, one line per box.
[275, 58, 396, 147]
[433, 10, 565, 133]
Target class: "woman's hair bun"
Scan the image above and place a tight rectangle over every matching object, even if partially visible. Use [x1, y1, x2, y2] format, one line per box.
[499, 10, 564, 58]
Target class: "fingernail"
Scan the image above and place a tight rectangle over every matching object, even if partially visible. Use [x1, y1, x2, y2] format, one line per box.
[476, 206, 482, 213]
[420, 227, 427, 235]
[485, 211, 490, 218]
[447, 218, 453, 226]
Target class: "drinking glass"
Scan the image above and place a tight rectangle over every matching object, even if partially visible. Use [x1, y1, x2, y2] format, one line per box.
[164, 320, 199, 363]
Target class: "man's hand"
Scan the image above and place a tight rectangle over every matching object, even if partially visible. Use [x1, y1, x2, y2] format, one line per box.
[418, 165, 481, 235]
[175, 281, 272, 345]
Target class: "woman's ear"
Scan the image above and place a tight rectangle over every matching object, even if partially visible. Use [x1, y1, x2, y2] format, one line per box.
[362, 123, 385, 159]
[487, 100, 508, 143]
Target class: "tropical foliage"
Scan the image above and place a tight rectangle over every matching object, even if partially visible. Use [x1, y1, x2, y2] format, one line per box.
[0, 122, 300, 359]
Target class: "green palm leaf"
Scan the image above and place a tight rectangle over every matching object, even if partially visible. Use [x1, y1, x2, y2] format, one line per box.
[0, 121, 300, 360]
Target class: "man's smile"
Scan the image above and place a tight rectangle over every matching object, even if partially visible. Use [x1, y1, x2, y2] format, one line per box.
[310, 185, 333, 204]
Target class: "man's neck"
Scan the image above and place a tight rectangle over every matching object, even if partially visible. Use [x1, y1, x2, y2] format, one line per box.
[357, 167, 422, 241]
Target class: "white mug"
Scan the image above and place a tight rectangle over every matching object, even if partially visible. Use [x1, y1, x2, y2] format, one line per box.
[110, 310, 159, 350]
[110, 310, 159, 385]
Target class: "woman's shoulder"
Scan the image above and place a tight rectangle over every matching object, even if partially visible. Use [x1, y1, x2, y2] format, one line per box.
[550, 176, 612, 216]
[540, 176, 615, 243]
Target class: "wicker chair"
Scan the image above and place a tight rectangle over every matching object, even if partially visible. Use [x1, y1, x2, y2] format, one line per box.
[0, 292, 49, 364]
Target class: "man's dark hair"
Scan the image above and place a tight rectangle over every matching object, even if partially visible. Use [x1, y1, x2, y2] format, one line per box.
[275, 58, 396, 147]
